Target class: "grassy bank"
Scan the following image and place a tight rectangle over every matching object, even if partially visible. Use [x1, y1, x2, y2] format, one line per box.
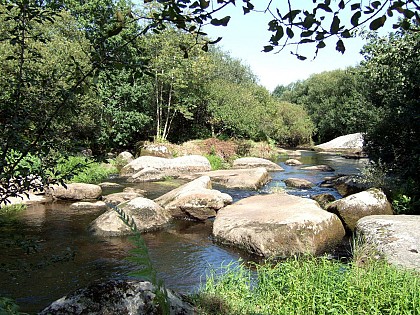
[193, 257, 420, 315]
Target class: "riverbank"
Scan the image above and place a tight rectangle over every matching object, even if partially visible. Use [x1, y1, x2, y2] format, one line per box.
[191, 254, 420, 315]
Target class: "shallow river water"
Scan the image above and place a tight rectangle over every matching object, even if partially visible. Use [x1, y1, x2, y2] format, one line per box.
[0, 151, 367, 313]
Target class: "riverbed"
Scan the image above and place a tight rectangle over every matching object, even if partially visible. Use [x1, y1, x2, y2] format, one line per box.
[0, 151, 367, 313]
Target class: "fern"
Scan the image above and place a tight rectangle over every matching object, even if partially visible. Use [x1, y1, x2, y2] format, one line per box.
[106, 203, 170, 314]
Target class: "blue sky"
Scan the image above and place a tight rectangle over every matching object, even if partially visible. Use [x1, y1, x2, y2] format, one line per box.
[204, 3, 369, 91]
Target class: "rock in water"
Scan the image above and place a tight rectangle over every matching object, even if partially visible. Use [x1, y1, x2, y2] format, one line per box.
[327, 188, 393, 231]
[155, 176, 232, 220]
[232, 157, 284, 171]
[213, 193, 345, 258]
[47, 183, 102, 201]
[39, 279, 194, 315]
[90, 197, 171, 236]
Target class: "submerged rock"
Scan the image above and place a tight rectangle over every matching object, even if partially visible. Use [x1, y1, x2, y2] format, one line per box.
[356, 215, 420, 271]
[301, 165, 335, 172]
[39, 279, 194, 315]
[90, 197, 171, 236]
[47, 183, 102, 201]
[155, 176, 232, 220]
[232, 157, 284, 171]
[213, 193, 345, 258]
[284, 178, 314, 189]
[327, 188, 393, 232]
[284, 159, 302, 166]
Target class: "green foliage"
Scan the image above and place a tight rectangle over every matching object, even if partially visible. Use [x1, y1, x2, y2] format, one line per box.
[0, 204, 26, 215]
[205, 154, 229, 170]
[361, 31, 420, 200]
[54, 156, 117, 184]
[279, 68, 381, 143]
[0, 297, 27, 315]
[194, 257, 420, 315]
[392, 194, 412, 215]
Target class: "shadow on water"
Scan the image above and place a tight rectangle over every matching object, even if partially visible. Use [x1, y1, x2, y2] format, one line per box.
[0, 151, 367, 313]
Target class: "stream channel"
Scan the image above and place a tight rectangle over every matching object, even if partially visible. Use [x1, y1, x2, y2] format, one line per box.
[0, 151, 368, 313]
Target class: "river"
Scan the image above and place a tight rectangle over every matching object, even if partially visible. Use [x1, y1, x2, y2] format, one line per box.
[0, 151, 367, 313]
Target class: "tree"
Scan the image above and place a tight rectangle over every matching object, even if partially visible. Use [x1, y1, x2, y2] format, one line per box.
[278, 68, 381, 143]
[360, 30, 420, 197]
[0, 3, 93, 205]
[139, 27, 215, 142]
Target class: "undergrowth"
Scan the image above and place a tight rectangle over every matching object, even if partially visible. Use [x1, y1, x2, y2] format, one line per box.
[193, 257, 420, 315]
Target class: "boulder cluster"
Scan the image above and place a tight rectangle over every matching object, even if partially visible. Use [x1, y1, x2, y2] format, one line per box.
[24, 137, 420, 313]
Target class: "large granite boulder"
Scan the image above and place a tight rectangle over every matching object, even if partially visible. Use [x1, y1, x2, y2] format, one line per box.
[197, 168, 270, 190]
[90, 197, 171, 236]
[102, 192, 143, 206]
[120, 155, 211, 179]
[155, 176, 232, 220]
[232, 157, 284, 171]
[356, 215, 420, 271]
[284, 178, 315, 189]
[39, 279, 194, 315]
[327, 188, 393, 231]
[47, 183, 102, 201]
[315, 133, 364, 153]
[213, 193, 345, 258]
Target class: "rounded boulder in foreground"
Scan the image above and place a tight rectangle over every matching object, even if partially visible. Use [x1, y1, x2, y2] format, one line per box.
[213, 193, 345, 258]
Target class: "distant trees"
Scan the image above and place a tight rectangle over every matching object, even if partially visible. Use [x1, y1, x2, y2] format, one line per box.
[276, 69, 380, 143]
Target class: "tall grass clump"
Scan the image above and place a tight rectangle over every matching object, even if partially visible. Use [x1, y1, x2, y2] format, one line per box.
[53, 156, 117, 184]
[205, 154, 230, 170]
[193, 257, 420, 315]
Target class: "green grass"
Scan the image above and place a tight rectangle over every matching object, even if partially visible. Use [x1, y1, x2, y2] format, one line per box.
[193, 257, 420, 315]
[54, 156, 118, 184]
[0, 203, 27, 215]
[205, 154, 230, 170]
